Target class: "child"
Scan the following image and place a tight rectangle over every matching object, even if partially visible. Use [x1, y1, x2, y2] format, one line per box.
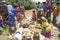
[32, 11, 36, 21]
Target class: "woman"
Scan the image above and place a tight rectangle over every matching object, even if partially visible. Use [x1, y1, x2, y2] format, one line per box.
[41, 17, 51, 38]
[16, 5, 23, 23]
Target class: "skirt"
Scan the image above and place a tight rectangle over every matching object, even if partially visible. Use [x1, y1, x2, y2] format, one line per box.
[45, 31, 51, 38]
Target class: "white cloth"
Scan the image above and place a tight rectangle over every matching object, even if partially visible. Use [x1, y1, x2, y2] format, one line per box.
[16, 27, 24, 34]
[56, 14, 60, 24]
[15, 33, 22, 40]
[15, 27, 23, 40]
[7, 5, 13, 13]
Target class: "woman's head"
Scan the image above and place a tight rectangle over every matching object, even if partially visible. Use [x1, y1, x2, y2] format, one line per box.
[32, 10, 35, 13]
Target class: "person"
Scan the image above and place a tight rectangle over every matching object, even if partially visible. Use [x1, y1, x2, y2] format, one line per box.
[7, 4, 13, 14]
[43, 2, 47, 17]
[20, 5, 25, 18]
[36, 2, 42, 13]
[37, 10, 42, 24]
[52, 2, 60, 26]
[0, 3, 2, 10]
[0, 9, 5, 27]
[8, 13, 16, 34]
[32, 11, 36, 21]
[45, 0, 53, 23]
[17, 12, 23, 23]
[47, 3, 53, 23]
[41, 17, 51, 38]
[16, 5, 23, 24]
[11, 4, 18, 16]
[1, 1, 8, 23]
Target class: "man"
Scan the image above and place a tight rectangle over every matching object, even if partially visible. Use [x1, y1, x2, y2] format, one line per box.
[53, 2, 60, 26]
[36, 2, 42, 13]
[1, 1, 8, 24]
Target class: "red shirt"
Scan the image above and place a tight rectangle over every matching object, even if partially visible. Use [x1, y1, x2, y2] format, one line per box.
[53, 8, 59, 16]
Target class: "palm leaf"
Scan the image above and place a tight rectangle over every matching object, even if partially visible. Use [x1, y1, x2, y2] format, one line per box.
[0, 27, 11, 36]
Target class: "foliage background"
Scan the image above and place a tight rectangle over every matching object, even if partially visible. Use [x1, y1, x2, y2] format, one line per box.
[5, 0, 36, 10]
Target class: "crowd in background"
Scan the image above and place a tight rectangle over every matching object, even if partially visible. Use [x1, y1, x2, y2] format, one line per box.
[35, 0, 60, 25]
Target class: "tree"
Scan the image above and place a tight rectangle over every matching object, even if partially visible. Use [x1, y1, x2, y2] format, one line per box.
[6, 0, 36, 10]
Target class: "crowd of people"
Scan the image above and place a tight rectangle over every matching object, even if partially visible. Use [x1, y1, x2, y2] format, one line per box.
[33, 0, 60, 28]
[0, 1, 25, 33]
[0, 0, 60, 40]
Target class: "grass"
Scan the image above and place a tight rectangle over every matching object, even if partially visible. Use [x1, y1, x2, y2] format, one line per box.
[0, 27, 11, 36]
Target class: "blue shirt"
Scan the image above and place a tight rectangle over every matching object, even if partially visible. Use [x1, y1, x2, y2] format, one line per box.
[36, 5, 41, 12]
[11, 8, 17, 16]
[8, 13, 15, 21]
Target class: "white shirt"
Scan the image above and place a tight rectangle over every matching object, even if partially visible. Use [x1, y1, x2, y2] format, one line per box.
[7, 5, 13, 13]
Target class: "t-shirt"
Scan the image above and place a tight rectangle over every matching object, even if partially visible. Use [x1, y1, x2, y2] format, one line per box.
[8, 13, 15, 21]
[36, 5, 42, 12]
[11, 8, 17, 16]
[7, 5, 13, 13]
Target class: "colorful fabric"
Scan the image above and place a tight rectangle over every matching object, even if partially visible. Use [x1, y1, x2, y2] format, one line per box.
[8, 13, 16, 27]
[46, 31, 51, 38]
